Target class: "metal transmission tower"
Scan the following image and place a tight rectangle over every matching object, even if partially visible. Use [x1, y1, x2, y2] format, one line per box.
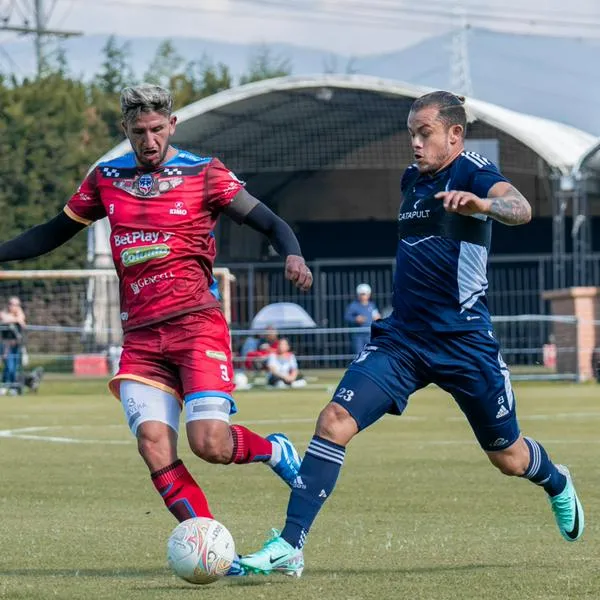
[450, 4, 473, 97]
[0, 0, 81, 77]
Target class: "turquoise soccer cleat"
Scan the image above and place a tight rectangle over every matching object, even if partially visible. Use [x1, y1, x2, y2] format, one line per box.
[548, 465, 584, 542]
[240, 529, 304, 577]
[266, 433, 301, 488]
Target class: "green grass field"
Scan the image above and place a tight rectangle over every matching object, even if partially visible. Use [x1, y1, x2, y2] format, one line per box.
[1, 377, 599, 600]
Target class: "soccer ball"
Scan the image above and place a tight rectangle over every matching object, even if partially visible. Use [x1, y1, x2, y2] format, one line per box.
[233, 371, 251, 390]
[166, 517, 236, 585]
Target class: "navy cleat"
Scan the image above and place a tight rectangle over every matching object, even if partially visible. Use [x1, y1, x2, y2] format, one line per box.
[266, 433, 301, 488]
[226, 554, 247, 577]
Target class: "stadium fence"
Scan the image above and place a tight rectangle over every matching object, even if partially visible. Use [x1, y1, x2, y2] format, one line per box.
[0, 267, 596, 381]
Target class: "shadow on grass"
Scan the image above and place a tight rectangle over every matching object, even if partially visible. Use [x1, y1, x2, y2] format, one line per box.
[0, 562, 526, 583]
[0, 568, 168, 578]
[307, 562, 522, 576]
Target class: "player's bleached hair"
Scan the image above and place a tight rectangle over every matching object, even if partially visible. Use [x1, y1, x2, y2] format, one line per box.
[410, 91, 469, 136]
[120, 83, 173, 125]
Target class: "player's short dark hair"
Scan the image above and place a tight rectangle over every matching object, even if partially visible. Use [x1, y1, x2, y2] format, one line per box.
[120, 83, 173, 125]
[410, 91, 467, 136]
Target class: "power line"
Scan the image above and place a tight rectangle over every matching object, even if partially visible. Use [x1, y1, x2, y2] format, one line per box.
[55, 0, 600, 41]
[242, 0, 600, 31]
[0, 0, 81, 77]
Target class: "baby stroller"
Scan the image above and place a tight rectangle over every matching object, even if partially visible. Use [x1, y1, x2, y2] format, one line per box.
[0, 322, 44, 395]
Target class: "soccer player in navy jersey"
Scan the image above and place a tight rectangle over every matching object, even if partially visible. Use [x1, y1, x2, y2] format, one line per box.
[241, 91, 584, 577]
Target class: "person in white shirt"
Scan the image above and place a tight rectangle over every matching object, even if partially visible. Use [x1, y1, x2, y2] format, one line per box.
[266, 338, 306, 388]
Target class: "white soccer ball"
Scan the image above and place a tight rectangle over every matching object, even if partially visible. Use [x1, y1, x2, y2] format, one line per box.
[166, 517, 236, 585]
[234, 371, 252, 390]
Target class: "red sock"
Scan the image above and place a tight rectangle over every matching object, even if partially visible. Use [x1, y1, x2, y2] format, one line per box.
[151, 460, 213, 522]
[230, 425, 272, 464]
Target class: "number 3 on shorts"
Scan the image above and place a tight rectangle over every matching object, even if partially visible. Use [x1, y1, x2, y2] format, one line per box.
[220, 364, 230, 382]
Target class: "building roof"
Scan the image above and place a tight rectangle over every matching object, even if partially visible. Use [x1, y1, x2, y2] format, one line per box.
[574, 139, 600, 177]
[98, 74, 596, 175]
[92, 75, 598, 260]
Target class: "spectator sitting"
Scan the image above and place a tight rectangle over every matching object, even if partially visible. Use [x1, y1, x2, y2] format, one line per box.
[266, 338, 306, 389]
[259, 325, 279, 350]
[244, 325, 281, 375]
[344, 283, 381, 357]
[244, 342, 273, 374]
[240, 335, 260, 358]
[0, 296, 26, 395]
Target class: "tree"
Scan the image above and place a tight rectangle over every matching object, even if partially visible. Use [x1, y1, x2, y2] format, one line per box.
[239, 46, 292, 85]
[94, 36, 135, 95]
[90, 36, 137, 144]
[143, 40, 184, 89]
[171, 56, 232, 107]
[0, 74, 114, 269]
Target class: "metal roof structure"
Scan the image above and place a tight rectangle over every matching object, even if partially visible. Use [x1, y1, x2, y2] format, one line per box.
[97, 74, 596, 174]
[91, 74, 598, 261]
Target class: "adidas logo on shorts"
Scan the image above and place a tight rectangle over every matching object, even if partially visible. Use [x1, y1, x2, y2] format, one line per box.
[496, 405, 509, 419]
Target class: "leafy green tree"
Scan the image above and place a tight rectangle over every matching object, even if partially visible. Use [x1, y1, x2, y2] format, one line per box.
[239, 46, 292, 85]
[143, 40, 184, 89]
[171, 57, 233, 107]
[0, 74, 113, 269]
[91, 36, 136, 143]
[94, 36, 135, 95]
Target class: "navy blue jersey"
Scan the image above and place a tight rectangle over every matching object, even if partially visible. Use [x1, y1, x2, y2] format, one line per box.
[393, 151, 509, 332]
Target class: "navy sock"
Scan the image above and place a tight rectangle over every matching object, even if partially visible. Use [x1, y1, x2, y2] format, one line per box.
[522, 437, 567, 497]
[281, 436, 345, 549]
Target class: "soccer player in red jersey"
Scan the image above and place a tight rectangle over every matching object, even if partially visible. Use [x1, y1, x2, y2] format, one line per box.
[0, 84, 313, 571]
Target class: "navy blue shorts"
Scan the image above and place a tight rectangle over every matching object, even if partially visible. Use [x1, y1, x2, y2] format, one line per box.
[331, 319, 520, 451]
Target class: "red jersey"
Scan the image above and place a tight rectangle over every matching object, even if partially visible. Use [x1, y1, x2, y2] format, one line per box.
[65, 149, 244, 331]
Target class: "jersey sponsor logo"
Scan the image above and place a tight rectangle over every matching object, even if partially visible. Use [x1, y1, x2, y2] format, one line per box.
[121, 244, 170, 267]
[158, 178, 183, 193]
[205, 350, 228, 361]
[130, 270, 175, 294]
[113, 230, 174, 247]
[114, 174, 183, 198]
[398, 209, 431, 221]
[169, 201, 188, 216]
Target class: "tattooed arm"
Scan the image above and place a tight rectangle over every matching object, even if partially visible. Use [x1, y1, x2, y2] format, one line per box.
[485, 182, 532, 225]
[436, 182, 532, 226]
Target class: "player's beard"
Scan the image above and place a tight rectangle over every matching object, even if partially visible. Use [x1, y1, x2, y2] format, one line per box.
[137, 146, 169, 170]
[420, 142, 454, 174]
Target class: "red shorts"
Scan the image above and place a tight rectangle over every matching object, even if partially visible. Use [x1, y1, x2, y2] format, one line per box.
[109, 308, 235, 402]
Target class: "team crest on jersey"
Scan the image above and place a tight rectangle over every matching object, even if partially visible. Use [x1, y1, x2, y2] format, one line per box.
[138, 173, 154, 195]
[113, 174, 183, 198]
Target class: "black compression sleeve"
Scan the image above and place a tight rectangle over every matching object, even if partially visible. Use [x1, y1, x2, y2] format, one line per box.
[0, 212, 86, 262]
[242, 203, 302, 258]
